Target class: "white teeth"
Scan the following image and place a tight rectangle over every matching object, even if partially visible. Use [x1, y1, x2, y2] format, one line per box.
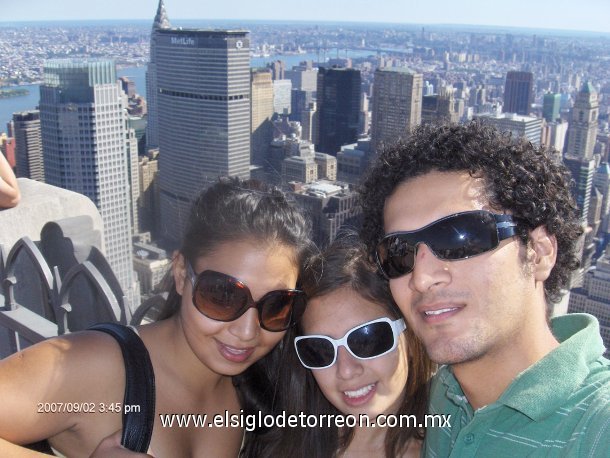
[344, 383, 375, 398]
[224, 346, 248, 355]
[424, 307, 458, 316]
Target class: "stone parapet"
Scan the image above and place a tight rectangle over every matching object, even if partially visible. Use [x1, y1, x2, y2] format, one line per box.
[0, 178, 104, 254]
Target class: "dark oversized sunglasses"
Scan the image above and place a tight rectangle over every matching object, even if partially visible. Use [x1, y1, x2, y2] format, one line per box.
[376, 210, 518, 279]
[294, 317, 406, 370]
[186, 262, 306, 332]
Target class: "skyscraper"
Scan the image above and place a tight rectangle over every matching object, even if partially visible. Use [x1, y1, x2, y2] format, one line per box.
[542, 92, 561, 122]
[12, 110, 44, 182]
[251, 69, 274, 166]
[291, 181, 361, 248]
[273, 79, 292, 115]
[316, 67, 361, 155]
[125, 125, 140, 235]
[300, 102, 317, 143]
[371, 68, 423, 152]
[286, 66, 317, 126]
[269, 60, 286, 80]
[147, 2, 251, 244]
[593, 163, 610, 238]
[564, 82, 600, 223]
[564, 156, 596, 222]
[540, 120, 569, 153]
[39, 59, 138, 308]
[421, 86, 458, 126]
[565, 82, 599, 161]
[290, 89, 313, 124]
[285, 66, 318, 94]
[503, 70, 533, 115]
[564, 82, 601, 285]
[138, 151, 160, 235]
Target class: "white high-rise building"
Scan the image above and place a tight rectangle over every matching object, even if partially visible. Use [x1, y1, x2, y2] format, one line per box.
[40, 58, 139, 310]
[273, 79, 292, 115]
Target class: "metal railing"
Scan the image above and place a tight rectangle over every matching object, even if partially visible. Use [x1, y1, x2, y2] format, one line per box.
[0, 236, 151, 355]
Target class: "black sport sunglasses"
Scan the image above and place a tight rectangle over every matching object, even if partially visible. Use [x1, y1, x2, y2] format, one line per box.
[376, 210, 518, 279]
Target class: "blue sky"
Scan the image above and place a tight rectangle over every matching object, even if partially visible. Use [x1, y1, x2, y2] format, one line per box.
[2, 0, 610, 33]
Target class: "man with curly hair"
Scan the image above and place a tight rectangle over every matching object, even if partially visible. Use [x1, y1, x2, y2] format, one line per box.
[359, 121, 610, 457]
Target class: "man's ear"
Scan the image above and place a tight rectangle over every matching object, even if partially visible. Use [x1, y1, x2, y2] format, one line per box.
[173, 253, 188, 295]
[529, 226, 557, 281]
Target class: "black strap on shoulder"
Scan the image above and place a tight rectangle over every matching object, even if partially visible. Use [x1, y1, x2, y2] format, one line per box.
[89, 322, 156, 453]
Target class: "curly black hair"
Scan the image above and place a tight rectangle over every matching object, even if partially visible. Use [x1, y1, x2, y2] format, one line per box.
[359, 121, 583, 304]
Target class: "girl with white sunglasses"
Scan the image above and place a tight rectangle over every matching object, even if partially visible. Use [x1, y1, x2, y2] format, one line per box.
[243, 234, 434, 458]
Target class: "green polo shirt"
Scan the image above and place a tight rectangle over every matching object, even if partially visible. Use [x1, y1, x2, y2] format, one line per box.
[424, 313, 610, 457]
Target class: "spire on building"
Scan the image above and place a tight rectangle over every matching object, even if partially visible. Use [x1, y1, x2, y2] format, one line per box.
[153, 0, 171, 30]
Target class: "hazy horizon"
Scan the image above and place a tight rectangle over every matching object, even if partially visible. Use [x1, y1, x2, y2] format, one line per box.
[2, 0, 609, 35]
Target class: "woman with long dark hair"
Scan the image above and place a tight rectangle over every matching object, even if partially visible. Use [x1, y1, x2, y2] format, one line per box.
[0, 178, 313, 457]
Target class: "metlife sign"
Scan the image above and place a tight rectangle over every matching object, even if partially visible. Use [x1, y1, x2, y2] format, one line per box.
[170, 36, 196, 46]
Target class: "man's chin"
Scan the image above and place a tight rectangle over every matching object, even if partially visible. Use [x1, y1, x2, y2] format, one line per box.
[424, 337, 486, 366]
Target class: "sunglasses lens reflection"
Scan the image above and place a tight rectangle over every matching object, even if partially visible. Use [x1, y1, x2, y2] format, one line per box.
[378, 241, 416, 279]
[347, 321, 394, 358]
[427, 211, 498, 260]
[260, 291, 305, 332]
[193, 273, 249, 320]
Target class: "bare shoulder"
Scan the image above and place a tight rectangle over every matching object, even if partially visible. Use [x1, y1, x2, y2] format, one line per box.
[0, 330, 126, 445]
[1, 330, 125, 393]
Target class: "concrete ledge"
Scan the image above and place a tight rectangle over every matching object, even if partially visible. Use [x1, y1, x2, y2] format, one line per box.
[0, 178, 104, 253]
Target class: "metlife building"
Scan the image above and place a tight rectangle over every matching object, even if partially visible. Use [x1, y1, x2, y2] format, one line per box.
[148, 8, 250, 245]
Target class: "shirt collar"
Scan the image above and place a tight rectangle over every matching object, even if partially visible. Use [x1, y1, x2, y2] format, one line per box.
[497, 313, 606, 421]
[439, 366, 474, 416]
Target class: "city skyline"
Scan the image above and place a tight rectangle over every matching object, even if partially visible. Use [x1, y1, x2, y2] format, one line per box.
[2, 0, 610, 34]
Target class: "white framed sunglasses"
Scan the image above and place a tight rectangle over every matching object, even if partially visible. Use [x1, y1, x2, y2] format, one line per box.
[294, 317, 406, 370]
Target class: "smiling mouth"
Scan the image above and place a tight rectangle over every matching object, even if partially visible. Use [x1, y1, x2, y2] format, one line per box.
[424, 307, 459, 316]
[344, 383, 375, 398]
[224, 346, 250, 355]
[216, 340, 255, 363]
